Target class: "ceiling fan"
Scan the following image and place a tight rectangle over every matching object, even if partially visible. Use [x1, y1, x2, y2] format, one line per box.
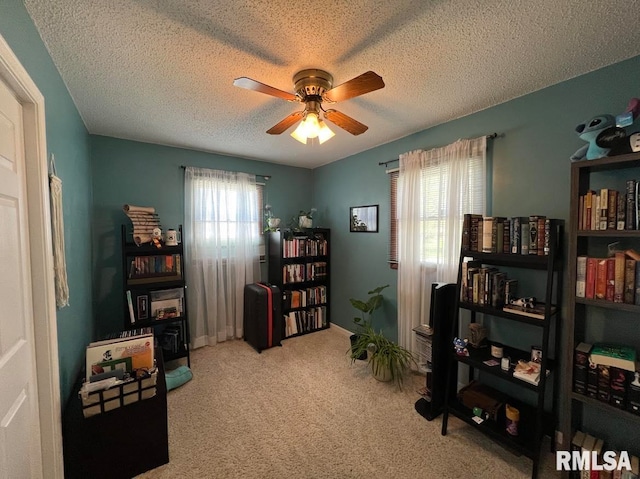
[233, 69, 384, 144]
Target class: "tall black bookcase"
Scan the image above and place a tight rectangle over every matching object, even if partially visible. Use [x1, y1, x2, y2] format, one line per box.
[441, 219, 563, 479]
[121, 225, 190, 366]
[268, 228, 330, 338]
[560, 151, 640, 476]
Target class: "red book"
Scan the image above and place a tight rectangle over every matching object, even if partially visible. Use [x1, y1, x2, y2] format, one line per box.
[595, 258, 607, 300]
[605, 257, 615, 301]
[585, 257, 597, 299]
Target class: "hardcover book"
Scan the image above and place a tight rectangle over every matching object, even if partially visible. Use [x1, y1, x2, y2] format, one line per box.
[597, 364, 611, 403]
[586, 360, 598, 399]
[589, 343, 637, 371]
[585, 257, 597, 299]
[628, 370, 640, 416]
[576, 255, 587, 298]
[625, 259, 636, 304]
[573, 342, 592, 395]
[609, 366, 628, 409]
[595, 258, 607, 300]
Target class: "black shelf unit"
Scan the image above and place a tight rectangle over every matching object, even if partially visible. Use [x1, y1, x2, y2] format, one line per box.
[121, 225, 190, 367]
[560, 151, 640, 476]
[267, 229, 330, 338]
[441, 221, 563, 479]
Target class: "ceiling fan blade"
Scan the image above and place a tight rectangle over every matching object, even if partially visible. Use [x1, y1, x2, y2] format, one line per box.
[324, 109, 368, 135]
[323, 71, 385, 103]
[233, 77, 298, 102]
[266, 111, 304, 134]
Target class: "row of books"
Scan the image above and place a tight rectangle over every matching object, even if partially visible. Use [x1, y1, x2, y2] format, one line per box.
[576, 252, 640, 305]
[578, 182, 640, 232]
[282, 262, 328, 284]
[462, 214, 557, 255]
[282, 236, 328, 258]
[284, 306, 327, 337]
[460, 259, 517, 308]
[570, 430, 639, 479]
[573, 342, 640, 415]
[282, 286, 327, 310]
[127, 254, 182, 278]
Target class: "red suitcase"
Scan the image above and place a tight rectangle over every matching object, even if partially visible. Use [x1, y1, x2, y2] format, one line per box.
[243, 283, 283, 353]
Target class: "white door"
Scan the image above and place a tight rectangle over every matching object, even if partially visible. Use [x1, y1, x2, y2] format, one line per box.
[0, 76, 44, 477]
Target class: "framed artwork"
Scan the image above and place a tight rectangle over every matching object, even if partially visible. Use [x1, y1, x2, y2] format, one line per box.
[350, 205, 378, 232]
[137, 295, 149, 320]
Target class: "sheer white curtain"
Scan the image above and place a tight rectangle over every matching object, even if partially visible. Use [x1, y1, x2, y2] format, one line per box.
[397, 137, 486, 353]
[184, 167, 260, 348]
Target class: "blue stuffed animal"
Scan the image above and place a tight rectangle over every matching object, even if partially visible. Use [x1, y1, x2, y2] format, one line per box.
[453, 337, 469, 356]
[570, 114, 616, 161]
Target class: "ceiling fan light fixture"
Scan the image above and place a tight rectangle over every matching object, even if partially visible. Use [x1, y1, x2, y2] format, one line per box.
[290, 111, 334, 144]
[317, 119, 335, 144]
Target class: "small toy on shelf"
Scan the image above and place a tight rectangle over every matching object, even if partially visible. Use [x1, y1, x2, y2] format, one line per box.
[453, 337, 469, 356]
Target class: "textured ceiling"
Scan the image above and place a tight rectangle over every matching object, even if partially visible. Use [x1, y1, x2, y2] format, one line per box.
[24, 0, 640, 169]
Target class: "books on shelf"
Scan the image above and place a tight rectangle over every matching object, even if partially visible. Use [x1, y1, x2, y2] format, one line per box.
[576, 253, 640, 305]
[85, 331, 154, 381]
[589, 343, 637, 372]
[578, 180, 640, 231]
[461, 213, 559, 255]
[502, 302, 556, 319]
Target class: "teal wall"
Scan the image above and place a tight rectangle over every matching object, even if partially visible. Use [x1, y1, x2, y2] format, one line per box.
[4, 0, 640, 444]
[90, 136, 314, 335]
[314, 55, 640, 447]
[316, 55, 640, 339]
[0, 0, 93, 403]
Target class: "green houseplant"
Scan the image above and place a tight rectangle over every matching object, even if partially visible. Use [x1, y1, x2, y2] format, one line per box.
[349, 285, 414, 388]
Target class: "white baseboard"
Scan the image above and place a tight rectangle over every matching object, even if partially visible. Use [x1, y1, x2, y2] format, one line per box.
[330, 323, 353, 338]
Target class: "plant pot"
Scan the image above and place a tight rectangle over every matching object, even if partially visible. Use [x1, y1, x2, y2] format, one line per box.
[299, 215, 313, 228]
[349, 334, 367, 360]
[367, 351, 393, 382]
[267, 217, 281, 229]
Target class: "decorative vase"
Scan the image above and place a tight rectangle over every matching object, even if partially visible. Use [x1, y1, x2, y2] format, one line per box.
[299, 215, 313, 228]
[268, 217, 281, 229]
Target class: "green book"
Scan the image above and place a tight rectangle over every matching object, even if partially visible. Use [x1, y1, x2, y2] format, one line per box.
[590, 343, 637, 372]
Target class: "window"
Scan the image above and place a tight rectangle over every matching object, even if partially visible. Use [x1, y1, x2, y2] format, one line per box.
[389, 142, 486, 267]
[186, 169, 262, 260]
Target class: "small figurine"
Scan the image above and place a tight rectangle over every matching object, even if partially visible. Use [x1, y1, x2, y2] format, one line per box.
[453, 337, 469, 356]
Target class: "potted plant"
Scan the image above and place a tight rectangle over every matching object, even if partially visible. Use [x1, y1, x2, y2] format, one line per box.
[348, 285, 414, 387]
[298, 208, 316, 228]
[263, 204, 280, 232]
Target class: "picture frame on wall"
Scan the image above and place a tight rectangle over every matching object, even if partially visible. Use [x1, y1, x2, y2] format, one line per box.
[350, 205, 379, 232]
[137, 295, 149, 320]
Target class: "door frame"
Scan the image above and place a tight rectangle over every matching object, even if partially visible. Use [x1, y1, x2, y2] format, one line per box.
[0, 34, 63, 478]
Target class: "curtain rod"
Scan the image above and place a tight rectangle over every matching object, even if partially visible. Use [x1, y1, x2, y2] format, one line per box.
[180, 165, 271, 180]
[377, 133, 499, 166]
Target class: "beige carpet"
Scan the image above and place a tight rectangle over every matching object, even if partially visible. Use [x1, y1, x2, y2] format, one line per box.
[137, 327, 560, 479]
